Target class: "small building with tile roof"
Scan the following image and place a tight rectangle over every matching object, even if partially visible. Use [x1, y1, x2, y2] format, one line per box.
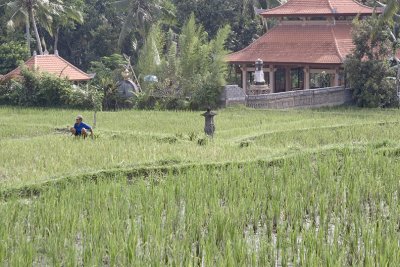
[1, 52, 92, 82]
[226, 0, 381, 94]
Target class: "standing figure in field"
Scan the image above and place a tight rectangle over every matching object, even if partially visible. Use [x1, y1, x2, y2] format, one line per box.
[201, 107, 217, 137]
[70, 115, 93, 139]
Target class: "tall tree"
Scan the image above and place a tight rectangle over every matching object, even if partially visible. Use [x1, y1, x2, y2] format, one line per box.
[1, 0, 56, 55]
[1, 0, 31, 54]
[376, 0, 400, 97]
[178, 14, 209, 96]
[113, 0, 175, 51]
[136, 24, 164, 81]
[171, 0, 281, 52]
[1, 0, 80, 55]
[345, 17, 397, 107]
[55, 0, 122, 69]
[48, 0, 84, 52]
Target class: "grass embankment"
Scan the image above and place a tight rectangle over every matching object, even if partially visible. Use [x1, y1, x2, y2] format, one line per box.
[0, 106, 400, 265]
[1, 106, 400, 188]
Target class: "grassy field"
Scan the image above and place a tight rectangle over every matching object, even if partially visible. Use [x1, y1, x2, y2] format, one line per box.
[1, 106, 400, 265]
[2, 106, 400, 188]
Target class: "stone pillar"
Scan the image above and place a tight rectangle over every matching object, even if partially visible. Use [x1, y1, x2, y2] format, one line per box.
[241, 64, 247, 93]
[269, 64, 275, 93]
[304, 66, 310, 90]
[285, 66, 291, 91]
[334, 67, 340, 86]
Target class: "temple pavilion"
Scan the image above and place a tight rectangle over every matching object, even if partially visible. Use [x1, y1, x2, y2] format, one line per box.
[226, 0, 381, 94]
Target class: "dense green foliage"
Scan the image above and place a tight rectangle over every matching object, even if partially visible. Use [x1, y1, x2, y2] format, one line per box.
[0, 0, 278, 71]
[0, 41, 29, 74]
[345, 17, 399, 107]
[1, 0, 393, 110]
[0, 67, 102, 108]
[137, 16, 230, 109]
[88, 54, 131, 110]
[1, 107, 400, 264]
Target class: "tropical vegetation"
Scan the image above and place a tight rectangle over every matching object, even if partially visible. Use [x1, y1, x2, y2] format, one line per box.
[1, 0, 400, 109]
[0, 0, 283, 109]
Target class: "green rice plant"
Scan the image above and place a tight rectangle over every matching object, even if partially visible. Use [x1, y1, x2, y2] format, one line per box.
[1, 107, 400, 264]
[1, 106, 400, 187]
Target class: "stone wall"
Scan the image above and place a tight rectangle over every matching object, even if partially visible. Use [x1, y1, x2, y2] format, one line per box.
[246, 86, 352, 109]
[220, 85, 246, 107]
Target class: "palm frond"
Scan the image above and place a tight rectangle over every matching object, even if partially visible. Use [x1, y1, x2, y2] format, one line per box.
[381, 0, 398, 23]
[111, 0, 130, 10]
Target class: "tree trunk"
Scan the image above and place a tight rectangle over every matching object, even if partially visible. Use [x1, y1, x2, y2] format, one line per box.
[118, 8, 135, 50]
[397, 61, 400, 101]
[25, 18, 31, 55]
[41, 36, 47, 52]
[28, 5, 43, 55]
[54, 27, 60, 52]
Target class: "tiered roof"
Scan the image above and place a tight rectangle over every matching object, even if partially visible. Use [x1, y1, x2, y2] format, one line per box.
[226, 0, 380, 65]
[227, 24, 353, 64]
[261, 0, 379, 17]
[1, 54, 92, 81]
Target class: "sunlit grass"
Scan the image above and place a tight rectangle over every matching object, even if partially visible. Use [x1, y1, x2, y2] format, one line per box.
[1, 106, 400, 187]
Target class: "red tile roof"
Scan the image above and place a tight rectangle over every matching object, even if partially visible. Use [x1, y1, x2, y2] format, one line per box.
[1, 54, 92, 81]
[226, 23, 354, 64]
[261, 0, 380, 17]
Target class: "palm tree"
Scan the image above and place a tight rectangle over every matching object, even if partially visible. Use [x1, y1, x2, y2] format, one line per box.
[47, 2, 83, 52]
[24, 0, 44, 54]
[377, 0, 399, 21]
[243, 0, 285, 31]
[1, 0, 51, 54]
[1, 0, 75, 55]
[1, 0, 31, 54]
[113, 0, 175, 51]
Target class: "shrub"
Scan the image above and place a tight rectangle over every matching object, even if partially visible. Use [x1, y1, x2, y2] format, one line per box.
[0, 67, 103, 109]
[135, 93, 157, 109]
[18, 67, 41, 105]
[0, 80, 15, 104]
[1, 68, 71, 107]
[36, 74, 72, 107]
[158, 97, 189, 110]
[62, 84, 103, 110]
[0, 41, 29, 74]
[345, 17, 399, 108]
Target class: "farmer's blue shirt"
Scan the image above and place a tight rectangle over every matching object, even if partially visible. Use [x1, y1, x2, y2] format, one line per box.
[74, 122, 91, 135]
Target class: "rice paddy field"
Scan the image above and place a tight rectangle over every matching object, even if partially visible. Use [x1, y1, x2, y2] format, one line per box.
[0, 106, 400, 265]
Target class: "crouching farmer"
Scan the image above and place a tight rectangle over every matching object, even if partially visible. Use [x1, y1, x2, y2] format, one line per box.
[70, 115, 93, 139]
